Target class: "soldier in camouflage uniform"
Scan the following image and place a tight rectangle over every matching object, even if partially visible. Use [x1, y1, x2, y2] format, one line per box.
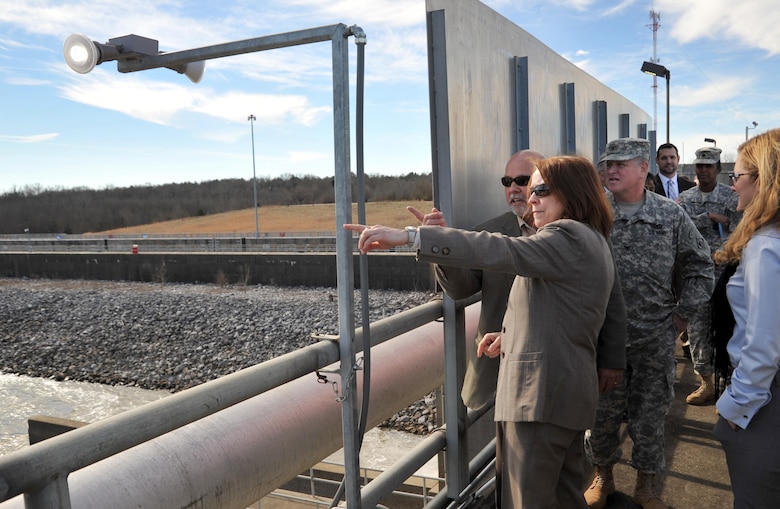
[584, 138, 714, 509]
[676, 147, 740, 405]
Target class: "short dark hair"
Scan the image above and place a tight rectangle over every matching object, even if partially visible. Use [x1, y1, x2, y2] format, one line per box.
[656, 143, 679, 158]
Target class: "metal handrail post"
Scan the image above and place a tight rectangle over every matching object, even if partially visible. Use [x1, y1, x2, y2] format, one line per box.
[330, 24, 361, 509]
[443, 295, 468, 498]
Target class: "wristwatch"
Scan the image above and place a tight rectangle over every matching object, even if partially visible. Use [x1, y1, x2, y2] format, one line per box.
[404, 226, 418, 247]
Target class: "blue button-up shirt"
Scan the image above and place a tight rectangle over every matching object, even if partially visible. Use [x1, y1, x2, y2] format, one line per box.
[716, 226, 780, 429]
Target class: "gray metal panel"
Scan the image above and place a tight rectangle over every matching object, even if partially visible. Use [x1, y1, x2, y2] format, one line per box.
[619, 113, 630, 138]
[594, 100, 608, 161]
[563, 82, 576, 154]
[426, 0, 651, 228]
[427, 9, 453, 225]
[515, 56, 530, 151]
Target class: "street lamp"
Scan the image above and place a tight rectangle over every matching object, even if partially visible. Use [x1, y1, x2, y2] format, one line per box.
[704, 137, 717, 147]
[746, 121, 758, 141]
[247, 114, 259, 238]
[641, 61, 671, 143]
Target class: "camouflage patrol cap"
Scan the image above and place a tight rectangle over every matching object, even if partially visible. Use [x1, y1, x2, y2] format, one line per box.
[598, 138, 651, 163]
[693, 147, 722, 165]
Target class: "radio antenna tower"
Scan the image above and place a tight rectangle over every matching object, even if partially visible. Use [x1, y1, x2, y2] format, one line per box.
[647, 9, 661, 134]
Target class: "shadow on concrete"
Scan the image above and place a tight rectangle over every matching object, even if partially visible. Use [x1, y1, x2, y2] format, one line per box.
[597, 342, 733, 509]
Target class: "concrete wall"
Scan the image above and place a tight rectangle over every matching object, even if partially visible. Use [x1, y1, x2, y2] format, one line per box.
[426, 0, 653, 229]
[0, 253, 435, 291]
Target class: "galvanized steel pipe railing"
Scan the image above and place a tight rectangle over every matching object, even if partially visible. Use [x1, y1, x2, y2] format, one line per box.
[0, 302, 481, 509]
[0, 299, 447, 504]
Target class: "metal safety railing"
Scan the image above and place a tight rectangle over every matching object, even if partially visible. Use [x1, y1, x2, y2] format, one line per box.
[0, 296, 487, 509]
[0, 234, 415, 254]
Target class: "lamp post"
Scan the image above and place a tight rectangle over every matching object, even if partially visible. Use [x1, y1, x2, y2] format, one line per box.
[641, 61, 671, 143]
[247, 114, 259, 238]
[746, 121, 758, 141]
[704, 137, 717, 147]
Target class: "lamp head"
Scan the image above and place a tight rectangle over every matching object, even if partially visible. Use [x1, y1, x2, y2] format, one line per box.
[753, 121, 758, 127]
[174, 60, 205, 84]
[64, 33, 205, 83]
[64, 34, 111, 74]
[641, 61, 669, 78]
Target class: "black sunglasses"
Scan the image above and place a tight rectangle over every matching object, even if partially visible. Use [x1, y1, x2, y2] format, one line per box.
[501, 175, 531, 187]
[529, 184, 551, 197]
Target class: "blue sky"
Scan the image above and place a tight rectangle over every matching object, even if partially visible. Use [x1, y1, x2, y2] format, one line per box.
[1, 0, 778, 193]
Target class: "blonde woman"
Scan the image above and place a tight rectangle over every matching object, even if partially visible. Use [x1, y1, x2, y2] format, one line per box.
[714, 128, 780, 508]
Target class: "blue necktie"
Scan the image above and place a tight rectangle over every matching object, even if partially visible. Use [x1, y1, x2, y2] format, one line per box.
[667, 180, 676, 200]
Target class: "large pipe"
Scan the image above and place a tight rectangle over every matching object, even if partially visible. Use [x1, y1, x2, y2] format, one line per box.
[0, 304, 480, 509]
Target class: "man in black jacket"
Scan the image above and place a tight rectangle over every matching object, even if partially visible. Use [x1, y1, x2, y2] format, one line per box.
[653, 142, 695, 200]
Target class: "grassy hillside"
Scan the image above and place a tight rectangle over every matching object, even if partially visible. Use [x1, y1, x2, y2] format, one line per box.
[98, 200, 434, 235]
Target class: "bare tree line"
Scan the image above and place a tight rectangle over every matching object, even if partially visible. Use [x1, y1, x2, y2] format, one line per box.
[0, 173, 432, 234]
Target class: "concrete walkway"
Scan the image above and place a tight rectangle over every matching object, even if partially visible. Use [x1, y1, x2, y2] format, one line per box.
[602, 343, 733, 508]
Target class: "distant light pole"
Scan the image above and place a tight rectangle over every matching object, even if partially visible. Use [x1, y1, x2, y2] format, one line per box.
[745, 121, 758, 141]
[641, 61, 671, 143]
[704, 137, 717, 147]
[247, 114, 259, 238]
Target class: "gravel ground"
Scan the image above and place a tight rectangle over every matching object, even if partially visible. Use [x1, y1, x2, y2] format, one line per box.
[0, 279, 441, 434]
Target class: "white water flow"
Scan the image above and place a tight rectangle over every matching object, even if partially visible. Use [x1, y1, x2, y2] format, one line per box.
[0, 372, 170, 455]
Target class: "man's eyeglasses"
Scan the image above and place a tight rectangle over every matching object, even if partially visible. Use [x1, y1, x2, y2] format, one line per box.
[501, 175, 531, 187]
[728, 172, 751, 183]
[529, 184, 551, 197]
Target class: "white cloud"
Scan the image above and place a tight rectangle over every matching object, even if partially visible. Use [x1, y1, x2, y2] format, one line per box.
[58, 71, 201, 125]
[57, 69, 332, 128]
[192, 91, 331, 127]
[6, 76, 51, 86]
[601, 0, 637, 17]
[0, 133, 59, 143]
[657, 0, 780, 56]
[671, 77, 747, 107]
[278, 0, 425, 28]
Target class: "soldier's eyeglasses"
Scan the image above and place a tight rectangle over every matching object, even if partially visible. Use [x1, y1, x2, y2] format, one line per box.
[501, 175, 531, 187]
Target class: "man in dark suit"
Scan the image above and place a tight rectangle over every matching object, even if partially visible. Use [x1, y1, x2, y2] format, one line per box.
[409, 150, 540, 410]
[653, 142, 695, 200]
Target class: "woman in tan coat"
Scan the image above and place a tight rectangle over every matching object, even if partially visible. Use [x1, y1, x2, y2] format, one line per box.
[346, 155, 623, 508]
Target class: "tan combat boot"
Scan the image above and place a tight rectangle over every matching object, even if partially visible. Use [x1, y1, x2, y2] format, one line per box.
[633, 471, 667, 509]
[686, 374, 716, 405]
[584, 464, 615, 509]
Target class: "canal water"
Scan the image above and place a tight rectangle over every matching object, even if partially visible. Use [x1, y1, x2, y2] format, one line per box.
[0, 372, 169, 455]
[0, 372, 437, 476]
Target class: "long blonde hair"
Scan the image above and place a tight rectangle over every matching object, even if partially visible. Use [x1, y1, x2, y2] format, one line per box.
[714, 128, 780, 264]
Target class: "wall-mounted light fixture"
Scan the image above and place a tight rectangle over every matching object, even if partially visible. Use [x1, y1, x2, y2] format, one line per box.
[61, 24, 370, 509]
[63, 33, 205, 83]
